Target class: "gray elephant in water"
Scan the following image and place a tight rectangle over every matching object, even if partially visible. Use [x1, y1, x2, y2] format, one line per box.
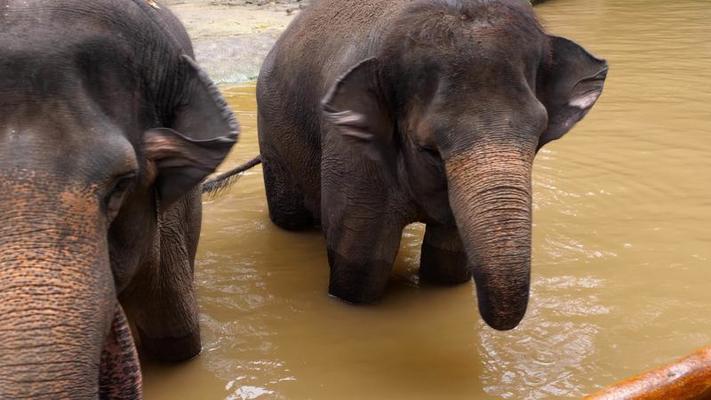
[254, 0, 607, 330]
[0, 0, 237, 397]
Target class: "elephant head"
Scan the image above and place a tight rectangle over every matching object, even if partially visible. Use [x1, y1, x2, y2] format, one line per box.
[322, 0, 607, 330]
[0, 10, 237, 400]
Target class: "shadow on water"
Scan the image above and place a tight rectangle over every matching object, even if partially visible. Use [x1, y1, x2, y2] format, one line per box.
[143, 1, 711, 398]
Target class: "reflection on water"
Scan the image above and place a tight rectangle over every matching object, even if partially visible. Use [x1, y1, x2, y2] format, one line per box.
[142, 0, 711, 398]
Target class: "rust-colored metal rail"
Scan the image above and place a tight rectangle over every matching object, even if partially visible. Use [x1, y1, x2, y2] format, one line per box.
[585, 346, 711, 400]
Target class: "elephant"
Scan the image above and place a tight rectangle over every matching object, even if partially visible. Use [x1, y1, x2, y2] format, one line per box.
[254, 0, 608, 331]
[0, 0, 237, 398]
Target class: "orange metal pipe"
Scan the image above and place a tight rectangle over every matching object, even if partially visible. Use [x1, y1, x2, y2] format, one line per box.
[584, 346, 711, 400]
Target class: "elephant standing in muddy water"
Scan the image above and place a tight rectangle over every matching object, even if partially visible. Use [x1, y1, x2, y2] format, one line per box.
[255, 0, 607, 330]
[0, 0, 237, 398]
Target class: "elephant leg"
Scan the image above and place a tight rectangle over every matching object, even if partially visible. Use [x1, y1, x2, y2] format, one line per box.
[419, 224, 472, 285]
[322, 193, 404, 303]
[122, 190, 202, 362]
[325, 226, 403, 304]
[262, 156, 314, 230]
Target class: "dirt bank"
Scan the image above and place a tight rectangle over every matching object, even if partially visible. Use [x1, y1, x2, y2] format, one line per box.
[166, 0, 303, 83]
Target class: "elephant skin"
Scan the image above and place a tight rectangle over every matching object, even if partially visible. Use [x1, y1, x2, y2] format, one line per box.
[257, 0, 607, 330]
[0, 0, 238, 398]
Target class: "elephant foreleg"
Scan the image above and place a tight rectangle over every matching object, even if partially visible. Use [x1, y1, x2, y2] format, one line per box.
[121, 190, 202, 362]
[419, 224, 472, 285]
[322, 198, 404, 303]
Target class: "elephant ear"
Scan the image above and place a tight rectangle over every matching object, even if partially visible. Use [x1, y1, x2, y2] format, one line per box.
[538, 36, 608, 149]
[145, 55, 238, 207]
[321, 58, 395, 165]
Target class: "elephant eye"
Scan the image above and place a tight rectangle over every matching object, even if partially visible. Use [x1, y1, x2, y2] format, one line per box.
[104, 172, 137, 222]
[417, 144, 440, 158]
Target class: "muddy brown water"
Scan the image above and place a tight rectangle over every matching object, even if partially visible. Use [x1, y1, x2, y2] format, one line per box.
[142, 1, 711, 398]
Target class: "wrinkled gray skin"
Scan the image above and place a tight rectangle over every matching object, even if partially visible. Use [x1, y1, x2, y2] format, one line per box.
[257, 0, 607, 331]
[0, 0, 237, 398]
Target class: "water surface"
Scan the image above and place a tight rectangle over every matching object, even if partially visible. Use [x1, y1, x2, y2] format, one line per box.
[143, 1, 711, 398]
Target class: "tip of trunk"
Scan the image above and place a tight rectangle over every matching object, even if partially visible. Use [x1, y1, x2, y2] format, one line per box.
[474, 277, 530, 331]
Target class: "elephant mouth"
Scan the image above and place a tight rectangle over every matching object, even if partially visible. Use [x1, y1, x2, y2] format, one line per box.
[99, 305, 143, 399]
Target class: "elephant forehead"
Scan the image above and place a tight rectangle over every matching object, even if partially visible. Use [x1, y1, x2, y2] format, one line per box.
[395, 0, 547, 52]
[0, 114, 139, 187]
[0, 14, 145, 144]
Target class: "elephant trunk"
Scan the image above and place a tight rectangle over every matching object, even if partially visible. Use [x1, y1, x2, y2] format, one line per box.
[0, 242, 109, 397]
[444, 141, 535, 331]
[0, 178, 142, 398]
